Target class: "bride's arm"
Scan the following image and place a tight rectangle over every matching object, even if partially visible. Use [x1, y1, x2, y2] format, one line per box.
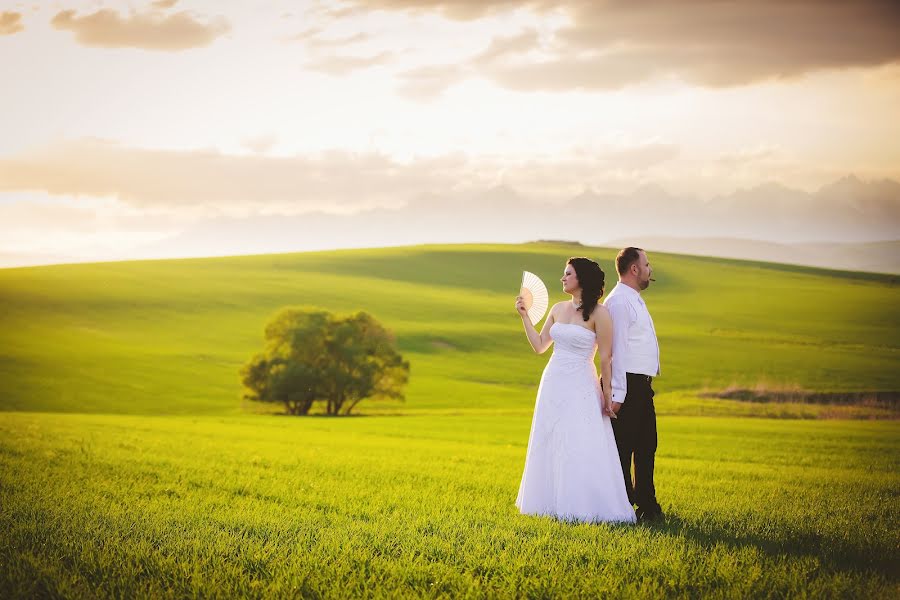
[593, 306, 615, 417]
[516, 299, 556, 354]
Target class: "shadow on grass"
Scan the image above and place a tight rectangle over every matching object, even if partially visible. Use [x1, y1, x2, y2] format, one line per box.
[640, 509, 898, 581]
[270, 412, 398, 418]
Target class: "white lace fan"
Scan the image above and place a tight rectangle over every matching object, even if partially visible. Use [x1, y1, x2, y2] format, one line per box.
[520, 271, 549, 325]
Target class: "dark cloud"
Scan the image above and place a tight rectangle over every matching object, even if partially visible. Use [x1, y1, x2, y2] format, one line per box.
[354, 0, 900, 91]
[556, 0, 900, 86]
[0, 11, 24, 35]
[50, 6, 229, 50]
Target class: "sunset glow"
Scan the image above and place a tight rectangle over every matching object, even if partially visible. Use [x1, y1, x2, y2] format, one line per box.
[1, 1, 898, 266]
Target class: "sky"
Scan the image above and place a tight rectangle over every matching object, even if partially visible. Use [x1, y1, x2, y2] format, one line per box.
[1, 0, 899, 266]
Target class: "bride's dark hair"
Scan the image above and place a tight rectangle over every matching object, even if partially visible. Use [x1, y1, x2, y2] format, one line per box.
[567, 257, 606, 321]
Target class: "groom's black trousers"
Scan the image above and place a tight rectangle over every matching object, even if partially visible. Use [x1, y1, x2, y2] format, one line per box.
[610, 373, 661, 515]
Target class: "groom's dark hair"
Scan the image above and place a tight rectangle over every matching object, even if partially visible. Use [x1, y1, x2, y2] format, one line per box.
[616, 247, 644, 276]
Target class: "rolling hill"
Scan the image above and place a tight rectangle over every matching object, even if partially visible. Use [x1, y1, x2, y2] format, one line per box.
[1, 243, 898, 598]
[1, 243, 897, 416]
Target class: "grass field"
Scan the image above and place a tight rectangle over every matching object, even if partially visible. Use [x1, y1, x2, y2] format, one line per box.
[0, 243, 897, 415]
[1, 243, 898, 598]
[1, 412, 897, 598]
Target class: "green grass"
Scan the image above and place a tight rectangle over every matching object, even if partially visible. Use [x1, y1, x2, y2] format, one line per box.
[0, 243, 897, 416]
[1, 411, 897, 598]
[1, 243, 898, 598]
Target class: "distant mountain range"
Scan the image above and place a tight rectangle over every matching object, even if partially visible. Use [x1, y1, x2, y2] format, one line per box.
[4, 175, 898, 273]
[604, 237, 900, 275]
[570, 175, 900, 243]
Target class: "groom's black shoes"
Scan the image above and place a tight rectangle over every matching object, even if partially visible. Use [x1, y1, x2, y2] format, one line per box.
[636, 505, 664, 523]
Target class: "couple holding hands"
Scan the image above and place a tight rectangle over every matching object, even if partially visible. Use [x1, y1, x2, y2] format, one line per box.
[514, 247, 663, 524]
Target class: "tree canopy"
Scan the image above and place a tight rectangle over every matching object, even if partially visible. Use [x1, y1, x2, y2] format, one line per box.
[241, 308, 409, 416]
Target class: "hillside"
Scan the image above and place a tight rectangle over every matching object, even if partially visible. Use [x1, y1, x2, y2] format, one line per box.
[0, 243, 897, 415]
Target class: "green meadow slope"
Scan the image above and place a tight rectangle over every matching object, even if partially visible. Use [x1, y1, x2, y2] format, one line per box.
[0, 243, 897, 415]
[1, 244, 898, 598]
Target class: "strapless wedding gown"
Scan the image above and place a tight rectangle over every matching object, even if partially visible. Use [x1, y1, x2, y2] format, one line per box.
[516, 322, 637, 523]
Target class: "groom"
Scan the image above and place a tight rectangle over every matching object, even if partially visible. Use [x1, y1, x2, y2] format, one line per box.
[604, 247, 664, 522]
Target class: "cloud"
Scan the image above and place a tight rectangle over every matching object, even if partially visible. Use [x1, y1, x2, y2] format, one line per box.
[396, 64, 468, 99]
[1, 137, 897, 267]
[0, 139, 466, 212]
[557, 0, 900, 87]
[0, 138, 689, 215]
[715, 146, 780, 169]
[0, 199, 106, 233]
[0, 193, 179, 264]
[285, 30, 373, 49]
[596, 143, 680, 170]
[285, 27, 323, 42]
[0, 11, 24, 35]
[304, 31, 371, 50]
[288, 29, 390, 75]
[346, 0, 528, 20]
[354, 0, 900, 91]
[480, 52, 658, 92]
[305, 51, 394, 75]
[470, 29, 540, 64]
[50, 6, 229, 51]
[240, 134, 278, 155]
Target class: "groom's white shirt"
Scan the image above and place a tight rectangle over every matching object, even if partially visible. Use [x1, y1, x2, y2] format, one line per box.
[604, 282, 660, 403]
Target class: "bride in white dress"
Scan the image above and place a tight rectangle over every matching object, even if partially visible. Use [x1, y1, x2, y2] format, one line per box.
[514, 257, 636, 523]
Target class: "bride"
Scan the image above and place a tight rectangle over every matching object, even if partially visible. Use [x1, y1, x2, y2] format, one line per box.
[514, 257, 636, 523]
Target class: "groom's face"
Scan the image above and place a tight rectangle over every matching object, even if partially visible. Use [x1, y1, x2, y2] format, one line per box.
[636, 251, 653, 290]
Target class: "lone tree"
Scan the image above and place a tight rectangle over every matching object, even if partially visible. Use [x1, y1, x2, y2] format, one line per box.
[241, 308, 409, 416]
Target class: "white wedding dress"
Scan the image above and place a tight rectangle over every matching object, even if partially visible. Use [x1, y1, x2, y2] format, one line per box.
[516, 322, 637, 523]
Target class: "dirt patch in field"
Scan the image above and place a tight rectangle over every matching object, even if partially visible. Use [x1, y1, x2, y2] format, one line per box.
[696, 388, 900, 419]
[701, 388, 899, 408]
[429, 340, 458, 351]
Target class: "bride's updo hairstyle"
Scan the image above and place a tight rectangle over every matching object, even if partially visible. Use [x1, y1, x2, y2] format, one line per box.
[567, 257, 606, 321]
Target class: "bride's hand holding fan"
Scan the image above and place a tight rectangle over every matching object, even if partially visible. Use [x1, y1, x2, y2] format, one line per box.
[516, 271, 554, 354]
[515, 295, 529, 319]
[518, 271, 549, 325]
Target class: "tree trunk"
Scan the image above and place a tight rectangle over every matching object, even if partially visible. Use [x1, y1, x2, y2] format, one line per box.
[344, 397, 363, 415]
[285, 400, 312, 415]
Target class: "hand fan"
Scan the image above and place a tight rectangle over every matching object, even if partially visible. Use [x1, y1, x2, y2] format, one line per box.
[520, 271, 549, 325]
